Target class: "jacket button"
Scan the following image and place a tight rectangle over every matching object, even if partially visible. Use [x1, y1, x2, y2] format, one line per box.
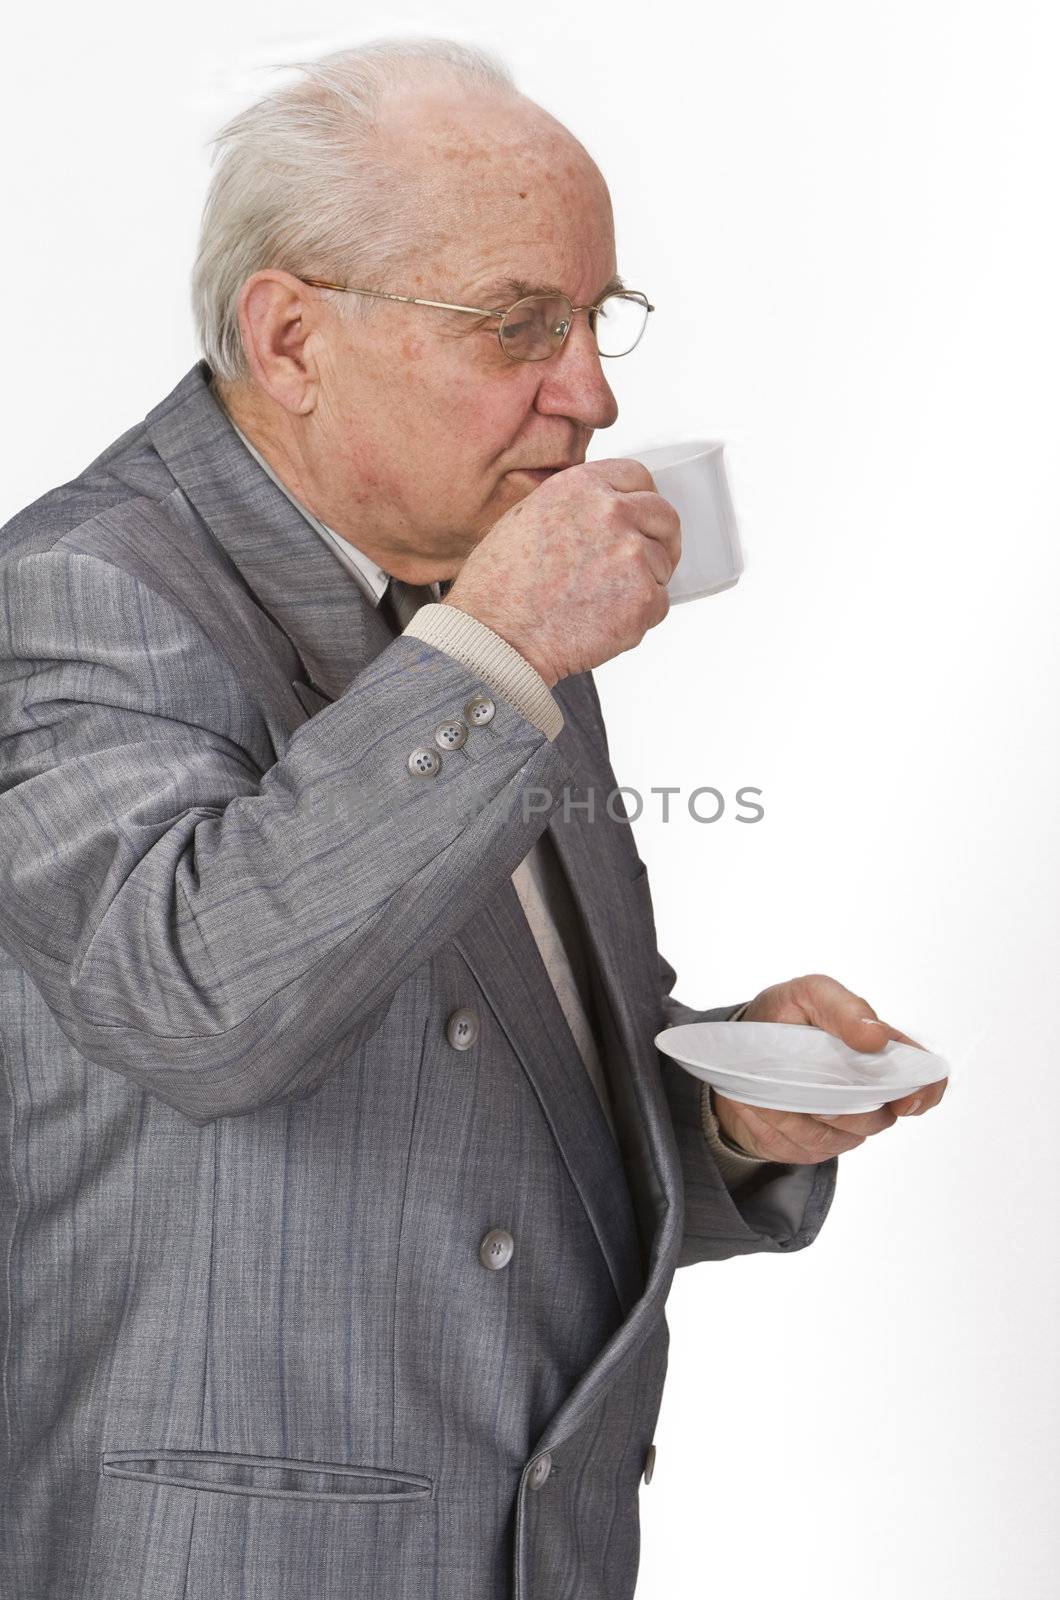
[643, 1443, 656, 1484]
[527, 1452, 552, 1490]
[434, 718, 468, 750]
[445, 1008, 479, 1050]
[479, 1228, 514, 1271]
[464, 694, 496, 727]
[408, 747, 441, 777]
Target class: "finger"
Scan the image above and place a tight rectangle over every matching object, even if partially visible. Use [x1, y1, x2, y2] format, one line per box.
[795, 975, 895, 1055]
[888, 1075, 950, 1117]
[866, 1023, 939, 1115]
[585, 456, 657, 493]
[641, 535, 679, 590]
[815, 1104, 900, 1136]
[803, 984, 930, 1064]
[720, 1097, 868, 1164]
[627, 533, 675, 592]
[878, 1024, 926, 1050]
[624, 488, 682, 574]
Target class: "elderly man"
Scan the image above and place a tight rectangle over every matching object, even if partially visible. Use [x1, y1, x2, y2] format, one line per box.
[0, 35, 944, 1600]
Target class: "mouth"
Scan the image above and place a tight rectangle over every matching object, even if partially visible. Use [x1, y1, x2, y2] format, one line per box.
[510, 465, 572, 482]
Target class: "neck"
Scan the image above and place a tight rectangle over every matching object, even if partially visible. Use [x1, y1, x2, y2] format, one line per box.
[212, 378, 447, 585]
[213, 379, 319, 514]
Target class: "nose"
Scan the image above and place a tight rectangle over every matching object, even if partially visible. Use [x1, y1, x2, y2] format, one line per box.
[532, 312, 619, 432]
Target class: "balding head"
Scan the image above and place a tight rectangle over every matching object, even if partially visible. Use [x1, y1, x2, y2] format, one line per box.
[375, 84, 614, 293]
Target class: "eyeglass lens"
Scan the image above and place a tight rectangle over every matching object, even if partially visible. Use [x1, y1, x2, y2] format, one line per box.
[499, 293, 649, 361]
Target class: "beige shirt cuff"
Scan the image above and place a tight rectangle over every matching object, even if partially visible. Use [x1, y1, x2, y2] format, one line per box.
[701, 1083, 775, 1185]
[402, 603, 564, 742]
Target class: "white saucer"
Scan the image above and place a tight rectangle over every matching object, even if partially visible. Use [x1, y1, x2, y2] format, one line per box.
[654, 1020, 950, 1115]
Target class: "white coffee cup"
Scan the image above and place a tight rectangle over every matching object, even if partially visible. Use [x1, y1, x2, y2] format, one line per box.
[625, 440, 744, 604]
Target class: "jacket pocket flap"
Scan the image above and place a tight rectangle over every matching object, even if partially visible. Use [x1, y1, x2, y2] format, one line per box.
[101, 1449, 433, 1504]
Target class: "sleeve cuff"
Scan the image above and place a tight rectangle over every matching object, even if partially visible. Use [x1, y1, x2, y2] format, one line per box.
[402, 603, 564, 742]
[701, 1082, 775, 1185]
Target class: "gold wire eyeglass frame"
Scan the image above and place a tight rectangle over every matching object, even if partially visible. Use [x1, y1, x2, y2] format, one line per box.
[295, 276, 655, 361]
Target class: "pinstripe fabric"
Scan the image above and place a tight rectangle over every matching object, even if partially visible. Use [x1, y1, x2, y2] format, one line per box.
[0, 361, 838, 1600]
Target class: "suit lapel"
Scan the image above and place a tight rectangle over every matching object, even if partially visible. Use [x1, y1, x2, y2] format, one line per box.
[145, 361, 392, 706]
[544, 687, 679, 1260]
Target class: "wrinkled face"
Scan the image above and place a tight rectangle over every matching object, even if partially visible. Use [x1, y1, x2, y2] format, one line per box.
[307, 88, 623, 572]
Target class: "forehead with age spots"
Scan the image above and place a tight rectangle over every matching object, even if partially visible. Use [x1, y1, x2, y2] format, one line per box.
[373, 84, 616, 293]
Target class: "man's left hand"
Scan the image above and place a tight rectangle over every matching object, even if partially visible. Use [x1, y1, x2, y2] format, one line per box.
[713, 973, 948, 1164]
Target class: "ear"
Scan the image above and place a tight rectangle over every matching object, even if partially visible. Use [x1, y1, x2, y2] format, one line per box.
[235, 269, 326, 415]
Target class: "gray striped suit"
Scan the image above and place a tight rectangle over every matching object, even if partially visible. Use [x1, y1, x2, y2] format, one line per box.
[0, 360, 837, 1599]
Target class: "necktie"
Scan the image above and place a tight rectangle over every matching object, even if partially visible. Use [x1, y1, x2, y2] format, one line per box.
[378, 578, 437, 633]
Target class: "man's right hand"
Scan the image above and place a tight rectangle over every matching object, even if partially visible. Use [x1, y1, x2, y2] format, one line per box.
[440, 459, 681, 687]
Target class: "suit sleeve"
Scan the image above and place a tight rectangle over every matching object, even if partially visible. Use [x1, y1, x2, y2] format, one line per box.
[0, 550, 575, 1124]
[655, 951, 839, 1264]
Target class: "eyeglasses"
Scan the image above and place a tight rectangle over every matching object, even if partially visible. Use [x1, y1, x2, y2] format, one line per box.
[296, 276, 654, 362]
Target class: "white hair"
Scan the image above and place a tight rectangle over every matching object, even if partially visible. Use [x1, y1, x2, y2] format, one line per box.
[191, 36, 519, 383]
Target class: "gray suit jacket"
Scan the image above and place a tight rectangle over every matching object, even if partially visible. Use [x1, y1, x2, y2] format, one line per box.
[0, 361, 837, 1600]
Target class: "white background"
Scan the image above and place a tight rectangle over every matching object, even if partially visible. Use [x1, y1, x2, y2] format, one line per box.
[3, 3, 1058, 1596]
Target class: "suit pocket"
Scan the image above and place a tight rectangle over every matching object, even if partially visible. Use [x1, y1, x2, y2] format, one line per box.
[101, 1448, 433, 1505]
[89, 1449, 438, 1600]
